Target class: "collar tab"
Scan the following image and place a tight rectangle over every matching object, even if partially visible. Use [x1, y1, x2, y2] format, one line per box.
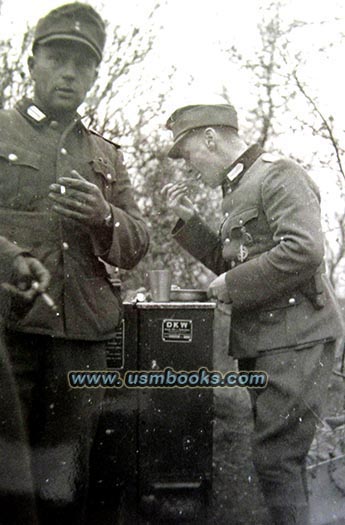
[16, 99, 48, 127]
[222, 144, 263, 196]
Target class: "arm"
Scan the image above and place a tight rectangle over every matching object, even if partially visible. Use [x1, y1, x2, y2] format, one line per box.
[163, 182, 228, 275]
[172, 215, 228, 275]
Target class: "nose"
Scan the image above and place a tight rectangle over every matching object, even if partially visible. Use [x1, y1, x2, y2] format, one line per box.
[186, 166, 200, 179]
[61, 58, 78, 80]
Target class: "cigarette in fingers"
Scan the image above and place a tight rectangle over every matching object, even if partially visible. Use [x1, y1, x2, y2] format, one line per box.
[41, 292, 58, 312]
[60, 185, 66, 195]
[32, 281, 58, 312]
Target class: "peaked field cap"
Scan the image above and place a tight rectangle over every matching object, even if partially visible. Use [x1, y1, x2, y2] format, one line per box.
[166, 104, 238, 158]
[33, 2, 106, 63]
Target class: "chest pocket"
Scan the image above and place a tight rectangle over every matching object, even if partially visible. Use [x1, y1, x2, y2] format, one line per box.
[0, 142, 41, 209]
[221, 207, 259, 261]
[90, 156, 117, 200]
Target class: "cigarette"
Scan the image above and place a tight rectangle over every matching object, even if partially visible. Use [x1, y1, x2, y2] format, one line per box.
[41, 292, 58, 312]
[32, 282, 58, 312]
[179, 174, 201, 187]
[178, 180, 196, 188]
[60, 185, 66, 195]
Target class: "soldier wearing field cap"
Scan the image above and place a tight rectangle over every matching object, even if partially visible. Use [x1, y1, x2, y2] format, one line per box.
[164, 104, 344, 524]
[0, 3, 149, 523]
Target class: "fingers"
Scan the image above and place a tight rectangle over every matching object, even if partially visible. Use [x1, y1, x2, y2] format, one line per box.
[48, 192, 94, 213]
[162, 181, 191, 196]
[49, 204, 89, 221]
[1, 282, 36, 302]
[27, 259, 50, 292]
[164, 184, 189, 204]
[180, 195, 194, 207]
[12, 255, 33, 290]
[4, 255, 51, 301]
[48, 173, 105, 225]
[49, 184, 94, 203]
[59, 176, 96, 193]
[207, 285, 232, 303]
[49, 169, 97, 196]
[206, 287, 214, 300]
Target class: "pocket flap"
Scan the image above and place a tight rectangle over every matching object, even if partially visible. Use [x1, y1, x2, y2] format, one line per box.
[90, 157, 117, 183]
[0, 141, 40, 169]
[228, 207, 259, 230]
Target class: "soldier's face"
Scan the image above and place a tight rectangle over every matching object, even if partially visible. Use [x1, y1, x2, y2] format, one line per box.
[28, 41, 98, 116]
[177, 131, 225, 188]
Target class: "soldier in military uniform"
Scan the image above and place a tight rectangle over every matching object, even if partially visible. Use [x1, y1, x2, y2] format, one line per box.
[0, 237, 49, 525]
[164, 104, 344, 524]
[0, 3, 149, 524]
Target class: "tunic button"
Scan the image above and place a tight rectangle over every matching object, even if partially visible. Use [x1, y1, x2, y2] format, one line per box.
[50, 120, 58, 129]
[224, 212, 229, 218]
[239, 219, 243, 225]
[224, 238, 230, 244]
[289, 297, 296, 305]
[8, 153, 18, 162]
[106, 173, 112, 182]
[60, 148, 68, 155]
[115, 221, 120, 228]
[62, 242, 69, 251]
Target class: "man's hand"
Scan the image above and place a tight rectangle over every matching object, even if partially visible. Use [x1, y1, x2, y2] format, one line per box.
[2, 255, 50, 301]
[162, 182, 196, 222]
[48, 170, 111, 227]
[207, 273, 232, 303]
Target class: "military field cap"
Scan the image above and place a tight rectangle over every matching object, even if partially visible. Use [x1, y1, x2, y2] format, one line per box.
[166, 104, 238, 158]
[33, 2, 106, 63]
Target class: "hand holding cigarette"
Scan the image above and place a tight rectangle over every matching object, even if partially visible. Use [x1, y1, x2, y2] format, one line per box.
[162, 181, 196, 222]
[1, 254, 51, 303]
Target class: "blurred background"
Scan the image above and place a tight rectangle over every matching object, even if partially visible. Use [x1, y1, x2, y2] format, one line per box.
[0, 0, 345, 298]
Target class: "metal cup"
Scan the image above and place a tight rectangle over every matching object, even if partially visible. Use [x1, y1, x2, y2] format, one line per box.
[148, 270, 172, 302]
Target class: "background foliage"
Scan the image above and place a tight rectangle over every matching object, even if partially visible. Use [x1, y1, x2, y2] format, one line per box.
[0, 0, 344, 295]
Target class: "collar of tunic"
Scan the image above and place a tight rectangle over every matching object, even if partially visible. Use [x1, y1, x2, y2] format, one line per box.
[221, 143, 263, 196]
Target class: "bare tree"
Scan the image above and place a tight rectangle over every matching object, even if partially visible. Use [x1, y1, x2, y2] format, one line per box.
[291, 72, 345, 290]
[221, 0, 345, 294]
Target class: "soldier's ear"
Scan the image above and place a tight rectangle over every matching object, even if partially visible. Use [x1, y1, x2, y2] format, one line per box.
[27, 55, 39, 81]
[92, 67, 99, 84]
[28, 56, 35, 75]
[204, 127, 216, 152]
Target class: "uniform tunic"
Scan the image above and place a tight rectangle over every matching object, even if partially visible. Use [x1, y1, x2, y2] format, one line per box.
[173, 148, 343, 357]
[0, 98, 149, 339]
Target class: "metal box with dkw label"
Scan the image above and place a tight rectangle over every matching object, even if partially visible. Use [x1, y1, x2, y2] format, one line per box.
[89, 298, 215, 524]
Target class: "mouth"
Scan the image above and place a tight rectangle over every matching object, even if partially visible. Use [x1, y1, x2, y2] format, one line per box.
[55, 87, 75, 96]
[185, 167, 201, 178]
[178, 173, 202, 188]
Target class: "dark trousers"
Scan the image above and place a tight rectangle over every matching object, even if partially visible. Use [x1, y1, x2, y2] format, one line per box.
[239, 341, 335, 525]
[0, 327, 38, 525]
[4, 330, 107, 525]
